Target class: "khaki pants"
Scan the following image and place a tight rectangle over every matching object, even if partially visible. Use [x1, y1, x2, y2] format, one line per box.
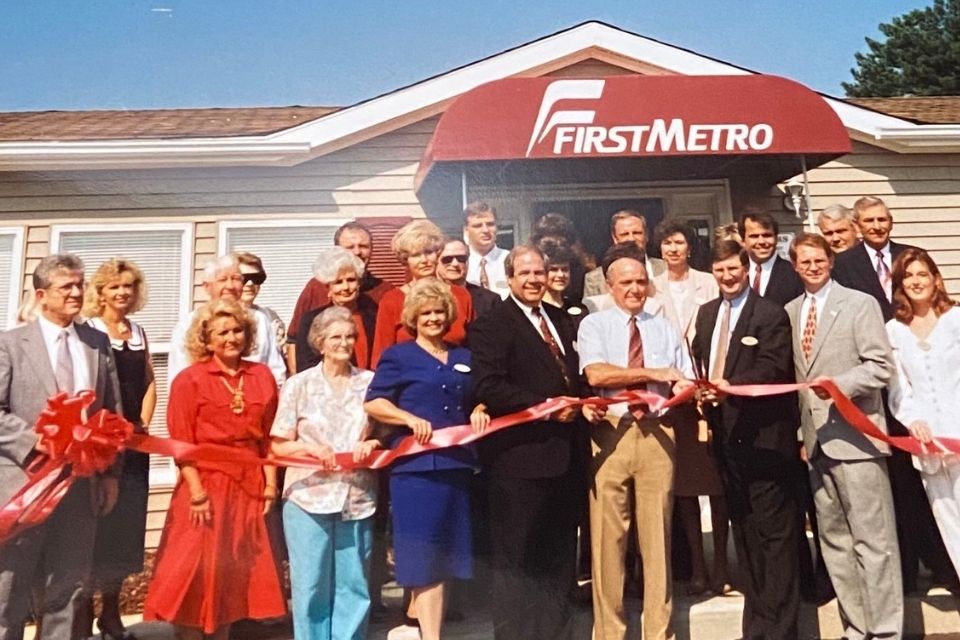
[589, 414, 676, 640]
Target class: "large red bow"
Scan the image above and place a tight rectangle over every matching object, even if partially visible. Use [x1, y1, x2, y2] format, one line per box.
[0, 391, 132, 545]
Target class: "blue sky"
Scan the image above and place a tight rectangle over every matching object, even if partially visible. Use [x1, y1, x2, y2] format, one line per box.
[0, 0, 925, 112]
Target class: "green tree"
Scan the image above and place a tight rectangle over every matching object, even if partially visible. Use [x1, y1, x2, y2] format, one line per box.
[843, 0, 960, 97]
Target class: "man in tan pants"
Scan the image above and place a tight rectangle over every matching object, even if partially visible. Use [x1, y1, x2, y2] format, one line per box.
[577, 243, 693, 640]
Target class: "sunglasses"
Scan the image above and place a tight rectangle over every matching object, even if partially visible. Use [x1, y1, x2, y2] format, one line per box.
[242, 272, 266, 285]
[440, 255, 469, 265]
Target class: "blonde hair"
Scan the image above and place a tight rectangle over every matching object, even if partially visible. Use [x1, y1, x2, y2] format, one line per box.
[400, 277, 457, 336]
[16, 289, 39, 325]
[184, 299, 256, 363]
[391, 219, 444, 263]
[82, 258, 148, 318]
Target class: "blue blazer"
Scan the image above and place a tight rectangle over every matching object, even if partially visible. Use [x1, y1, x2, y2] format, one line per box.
[365, 340, 477, 474]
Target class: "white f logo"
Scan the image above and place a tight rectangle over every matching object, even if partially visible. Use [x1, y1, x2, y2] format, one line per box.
[525, 79, 605, 157]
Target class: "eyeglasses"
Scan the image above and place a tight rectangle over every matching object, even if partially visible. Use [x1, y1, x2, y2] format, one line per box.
[439, 255, 468, 265]
[242, 272, 266, 285]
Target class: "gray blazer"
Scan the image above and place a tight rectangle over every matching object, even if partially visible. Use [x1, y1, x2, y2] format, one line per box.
[582, 257, 666, 299]
[0, 320, 123, 504]
[785, 283, 893, 461]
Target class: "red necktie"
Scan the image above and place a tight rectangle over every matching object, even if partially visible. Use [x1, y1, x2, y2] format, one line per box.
[802, 295, 817, 361]
[627, 316, 648, 416]
[752, 263, 762, 294]
[532, 307, 570, 388]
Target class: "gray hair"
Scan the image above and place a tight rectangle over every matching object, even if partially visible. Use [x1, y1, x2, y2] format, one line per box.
[818, 204, 854, 225]
[308, 305, 356, 354]
[33, 253, 85, 290]
[312, 247, 365, 284]
[201, 254, 239, 283]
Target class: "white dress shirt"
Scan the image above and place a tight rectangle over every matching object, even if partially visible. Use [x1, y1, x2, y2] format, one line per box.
[578, 304, 692, 416]
[511, 295, 564, 355]
[38, 315, 92, 392]
[467, 246, 509, 298]
[799, 280, 833, 338]
[748, 255, 776, 297]
[708, 287, 749, 377]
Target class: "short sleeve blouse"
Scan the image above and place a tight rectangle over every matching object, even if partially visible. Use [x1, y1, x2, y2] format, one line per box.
[271, 365, 377, 519]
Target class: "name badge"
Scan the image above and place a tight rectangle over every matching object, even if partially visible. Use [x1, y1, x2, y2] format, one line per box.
[741, 336, 758, 346]
[453, 363, 471, 373]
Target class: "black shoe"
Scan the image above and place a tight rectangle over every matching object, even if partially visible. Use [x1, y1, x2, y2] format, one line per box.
[96, 619, 135, 640]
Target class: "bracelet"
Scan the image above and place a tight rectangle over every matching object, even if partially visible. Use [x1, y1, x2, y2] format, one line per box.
[190, 494, 209, 506]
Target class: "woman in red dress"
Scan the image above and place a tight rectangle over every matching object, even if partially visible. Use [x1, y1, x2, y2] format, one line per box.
[370, 219, 473, 367]
[144, 299, 285, 640]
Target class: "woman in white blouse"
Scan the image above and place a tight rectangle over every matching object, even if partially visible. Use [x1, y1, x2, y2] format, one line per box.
[651, 220, 730, 594]
[271, 306, 381, 640]
[886, 248, 960, 576]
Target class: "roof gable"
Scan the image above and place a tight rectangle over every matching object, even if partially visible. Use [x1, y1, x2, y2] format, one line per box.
[0, 21, 956, 170]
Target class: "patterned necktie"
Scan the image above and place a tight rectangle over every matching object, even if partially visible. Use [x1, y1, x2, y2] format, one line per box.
[875, 250, 892, 301]
[55, 329, 75, 394]
[802, 295, 818, 361]
[752, 263, 762, 294]
[479, 257, 490, 290]
[532, 307, 569, 388]
[711, 301, 731, 380]
[627, 316, 649, 416]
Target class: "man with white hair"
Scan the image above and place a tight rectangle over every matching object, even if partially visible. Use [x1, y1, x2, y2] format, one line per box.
[816, 204, 859, 253]
[168, 255, 286, 389]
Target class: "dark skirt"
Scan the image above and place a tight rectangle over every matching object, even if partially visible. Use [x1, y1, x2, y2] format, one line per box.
[92, 451, 149, 586]
[390, 468, 473, 587]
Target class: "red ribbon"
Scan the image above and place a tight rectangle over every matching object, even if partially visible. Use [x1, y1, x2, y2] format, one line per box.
[3, 380, 959, 546]
[0, 391, 131, 546]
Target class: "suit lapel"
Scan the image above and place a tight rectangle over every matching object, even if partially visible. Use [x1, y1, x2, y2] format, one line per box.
[506, 300, 557, 373]
[723, 291, 755, 378]
[805, 287, 842, 372]
[21, 322, 58, 396]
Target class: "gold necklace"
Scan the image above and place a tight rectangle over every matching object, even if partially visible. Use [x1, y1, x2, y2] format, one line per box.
[220, 375, 245, 415]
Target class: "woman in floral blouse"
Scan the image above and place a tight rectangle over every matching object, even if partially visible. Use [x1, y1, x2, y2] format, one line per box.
[271, 305, 380, 640]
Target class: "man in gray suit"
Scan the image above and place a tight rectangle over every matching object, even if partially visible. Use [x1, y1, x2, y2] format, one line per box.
[582, 210, 666, 300]
[0, 253, 123, 640]
[785, 233, 902, 640]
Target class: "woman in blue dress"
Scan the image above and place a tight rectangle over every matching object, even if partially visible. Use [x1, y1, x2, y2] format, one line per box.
[364, 277, 489, 640]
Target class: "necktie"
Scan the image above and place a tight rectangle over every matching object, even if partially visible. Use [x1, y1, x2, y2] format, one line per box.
[627, 316, 649, 416]
[711, 301, 731, 380]
[875, 250, 892, 301]
[479, 257, 490, 290]
[802, 295, 818, 361]
[55, 329, 75, 394]
[752, 263, 762, 294]
[532, 307, 570, 388]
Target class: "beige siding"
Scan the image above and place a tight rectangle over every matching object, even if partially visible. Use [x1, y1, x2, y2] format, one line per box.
[770, 141, 960, 296]
[0, 119, 436, 549]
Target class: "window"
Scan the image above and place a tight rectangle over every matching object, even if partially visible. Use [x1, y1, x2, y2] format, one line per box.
[219, 219, 349, 325]
[0, 227, 25, 330]
[51, 223, 193, 487]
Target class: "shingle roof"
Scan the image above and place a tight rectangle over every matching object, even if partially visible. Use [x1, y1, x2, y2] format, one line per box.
[845, 96, 960, 125]
[0, 105, 340, 141]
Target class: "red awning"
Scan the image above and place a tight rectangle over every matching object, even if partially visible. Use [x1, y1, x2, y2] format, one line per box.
[415, 75, 851, 193]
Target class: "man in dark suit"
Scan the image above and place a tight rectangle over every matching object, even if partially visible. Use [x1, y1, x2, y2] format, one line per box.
[470, 245, 598, 640]
[692, 240, 802, 640]
[738, 211, 804, 306]
[832, 196, 917, 323]
[0, 253, 123, 640]
[437, 239, 501, 318]
[831, 196, 957, 592]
